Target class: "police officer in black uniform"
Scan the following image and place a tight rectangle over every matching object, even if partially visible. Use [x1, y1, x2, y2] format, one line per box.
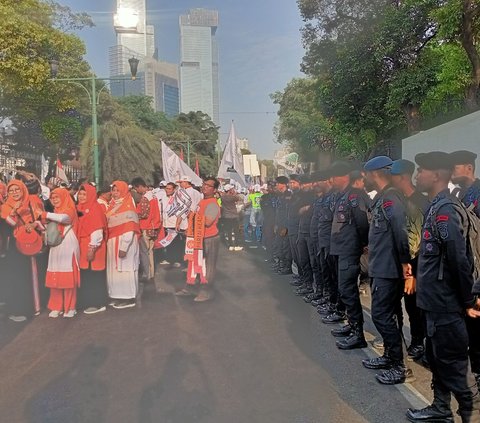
[260, 181, 277, 263]
[272, 176, 292, 275]
[450, 150, 480, 386]
[286, 175, 305, 285]
[327, 161, 370, 350]
[362, 156, 412, 385]
[390, 159, 429, 361]
[406, 152, 480, 423]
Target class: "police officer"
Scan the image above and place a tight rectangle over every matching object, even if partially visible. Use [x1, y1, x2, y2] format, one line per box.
[328, 161, 370, 350]
[406, 152, 480, 423]
[450, 150, 480, 386]
[286, 175, 305, 285]
[294, 175, 316, 298]
[390, 159, 429, 361]
[272, 176, 292, 275]
[362, 156, 412, 384]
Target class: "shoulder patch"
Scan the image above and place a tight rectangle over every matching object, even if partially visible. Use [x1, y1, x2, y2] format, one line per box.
[435, 215, 449, 222]
[382, 200, 393, 218]
[349, 194, 359, 208]
[436, 221, 448, 240]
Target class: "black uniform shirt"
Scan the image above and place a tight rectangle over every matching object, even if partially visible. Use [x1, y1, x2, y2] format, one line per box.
[330, 187, 369, 256]
[368, 186, 410, 278]
[310, 195, 323, 239]
[461, 179, 480, 218]
[274, 191, 290, 228]
[317, 190, 337, 249]
[260, 193, 277, 222]
[287, 190, 309, 236]
[417, 189, 476, 313]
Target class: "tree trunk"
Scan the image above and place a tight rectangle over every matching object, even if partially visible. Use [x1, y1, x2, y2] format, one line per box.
[461, 0, 480, 111]
[403, 103, 421, 134]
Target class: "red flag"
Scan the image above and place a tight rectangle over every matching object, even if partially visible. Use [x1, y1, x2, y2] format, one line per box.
[179, 148, 184, 161]
[195, 157, 200, 176]
[56, 158, 69, 185]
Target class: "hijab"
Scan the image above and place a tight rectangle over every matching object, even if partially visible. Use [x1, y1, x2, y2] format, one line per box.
[106, 180, 140, 238]
[0, 180, 42, 222]
[77, 184, 106, 238]
[50, 187, 78, 227]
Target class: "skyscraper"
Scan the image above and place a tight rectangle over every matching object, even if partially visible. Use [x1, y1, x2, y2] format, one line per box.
[179, 9, 219, 125]
[109, 0, 179, 116]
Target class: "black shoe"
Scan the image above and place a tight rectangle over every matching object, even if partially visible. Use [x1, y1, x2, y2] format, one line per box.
[296, 288, 313, 296]
[306, 292, 322, 301]
[316, 304, 332, 316]
[331, 324, 352, 337]
[407, 344, 425, 361]
[375, 364, 415, 385]
[290, 279, 302, 286]
[336, 330, 367, 350]
[278, 268, 293, 275]
[362, 355, 394, 370]
[322, 312, 346, 324]
[406, 405, 454, 422]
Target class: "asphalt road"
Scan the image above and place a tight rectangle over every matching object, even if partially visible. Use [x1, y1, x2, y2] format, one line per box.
[0, 244, 430, 423]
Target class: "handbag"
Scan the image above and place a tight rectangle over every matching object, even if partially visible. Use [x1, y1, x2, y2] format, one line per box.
[45, 221, 72, 247]
[13, 205, 43, 256]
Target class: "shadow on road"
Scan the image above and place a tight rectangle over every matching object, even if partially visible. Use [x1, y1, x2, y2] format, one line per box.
[138, 348, 215, 423]
[24, 344, 109, 423]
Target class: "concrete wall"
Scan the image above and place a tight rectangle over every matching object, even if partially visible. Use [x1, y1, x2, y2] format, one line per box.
[402, 111, 480, 166]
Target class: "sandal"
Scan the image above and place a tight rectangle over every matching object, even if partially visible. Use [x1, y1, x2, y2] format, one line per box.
[175, 288, 195, 297]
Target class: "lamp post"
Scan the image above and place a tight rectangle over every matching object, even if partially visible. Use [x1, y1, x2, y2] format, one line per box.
[49, 57, 140, 187]
[167, 140, 211, 167]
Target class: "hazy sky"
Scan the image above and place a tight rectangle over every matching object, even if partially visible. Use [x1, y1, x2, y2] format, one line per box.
[59, 0, 305, 159]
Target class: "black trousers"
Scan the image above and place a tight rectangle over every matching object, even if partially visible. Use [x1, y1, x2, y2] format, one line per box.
[273, 232, 291, 268]
[425, 311, 480, 419]
[222, 217, 241, 248]
[371, 277, 404, 361]
[288, 234, 301, 276]
[467, 317, 480, 375]
[319, 249, 344, 312]
[308, 237, 322, 292]
[78, 269, 108, 309]
[297, 234, 313, 287]
[404, 292, 425, 346]
[338, 255, 363, 326]
[164, 231, 185, 264]
[263, 221, 275, 259]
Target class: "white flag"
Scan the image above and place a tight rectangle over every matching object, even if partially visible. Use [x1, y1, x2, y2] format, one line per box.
[217, 121, 246, 187]
[56, 158, 69, 185]
[161, 142, 203, 187]
[40, 154, 49, 184]
[275, 152, 299, 173]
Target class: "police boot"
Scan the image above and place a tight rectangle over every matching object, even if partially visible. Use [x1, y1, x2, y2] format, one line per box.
[331, 323, 352, 337]
[375, 362, 415, 385]
[406, 381, 454, 422]
[336, 324, 367, 350]
[322, 311, 346, 324]
[317, 303, 334, 316]
[362, 354, 394, 370]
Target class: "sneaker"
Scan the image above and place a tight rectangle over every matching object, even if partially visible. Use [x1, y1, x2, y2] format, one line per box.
[8, 315, 27, 322]
[112, 300, 136, 309]
[362, 355, 394, 370]
[159, 260, 170, 265]
[234, 246, 243, 251]
[63, 310, 77, 318]
[48, 310, 62, 318]
[375, 365, 415, 385]
[172, 262, 182, 268]
[83, 306, 106, 315]
[228, 246, 235, 251]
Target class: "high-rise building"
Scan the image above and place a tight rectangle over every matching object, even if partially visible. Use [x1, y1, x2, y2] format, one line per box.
[109, 0, 179, 116]
[179, 9, 219, 125]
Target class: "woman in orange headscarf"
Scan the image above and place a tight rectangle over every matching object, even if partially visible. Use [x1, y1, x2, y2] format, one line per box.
[42, 187, 80, 318]
[76, 183, 108, 314]
[105, 180, 140, 309]
[0, 179, 44, 321]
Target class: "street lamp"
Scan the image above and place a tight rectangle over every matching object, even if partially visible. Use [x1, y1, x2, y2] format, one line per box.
[48, 57, 139, 186]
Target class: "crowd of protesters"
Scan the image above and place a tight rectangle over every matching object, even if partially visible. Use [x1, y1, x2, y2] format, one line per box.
[0, 173, 226, 322]
[260, 151, 480, 423]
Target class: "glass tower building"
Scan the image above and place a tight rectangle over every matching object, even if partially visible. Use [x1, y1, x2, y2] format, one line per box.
[179, 9, 219, 125]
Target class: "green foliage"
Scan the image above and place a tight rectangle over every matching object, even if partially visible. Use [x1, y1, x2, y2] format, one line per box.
[41, 115, 83, 145]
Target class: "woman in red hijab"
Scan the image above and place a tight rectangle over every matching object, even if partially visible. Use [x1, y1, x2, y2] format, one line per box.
[105, 180, 140, 309]
[76, 183, 108, 314]
[42, 187, 80, 318]
[0, 179, 44, 321]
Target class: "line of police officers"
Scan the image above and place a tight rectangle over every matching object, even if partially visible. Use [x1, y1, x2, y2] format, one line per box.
[260, 150, 480, 423]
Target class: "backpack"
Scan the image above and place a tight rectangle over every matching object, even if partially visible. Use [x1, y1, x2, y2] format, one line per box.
[430, 197, 480, 281]
[44, 221, 72, 247]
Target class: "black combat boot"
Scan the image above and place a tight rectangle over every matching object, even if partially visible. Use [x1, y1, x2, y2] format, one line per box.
[322, 311, 346, 324]
[336, 324, 367, 350]
[331, 323, 352, 337]
[362, 354, 394, 370]
[406, 384, 454, 423]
